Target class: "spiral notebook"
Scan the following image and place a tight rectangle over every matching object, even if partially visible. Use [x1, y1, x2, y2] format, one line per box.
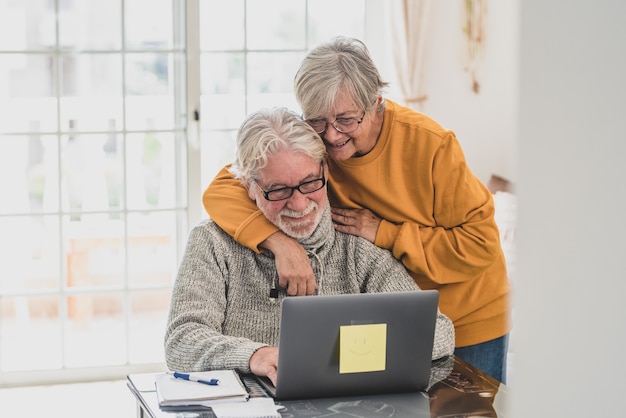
[155, 370, 249, 407]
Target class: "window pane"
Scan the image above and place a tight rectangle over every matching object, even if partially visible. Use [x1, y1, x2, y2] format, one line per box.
[125, 53, 180, 131]
[127, 212, 179, 287]
[59, 0, 122, 50]
[125, 0, 173, 50]
[200, 52, 245, 130]
[308, 0, 365, 46]
[103, 133, 124, 211]
[0, 216, 61, 294]
[247, 0, 306, 50]
[0, 135, 57, 214]
[201, 96, 246, 131]
[247, 52, 303, 111]
[27, 135, 61, 213]
[129, 289, 170, 363]
[60, 134, 122, 213]
[247, 52, 303, 95]
[0, 0, 55, 51]
[200, 130, 237, 191]
[1, 296, 63, 371]
[126, 132, 180, 210]
[64, 214, 125, 289]
[199, 0, 244, 50]
[247, 94, 300, 117]
[65, 293, 126, 367]
[60, 54, 123, 132]
[0, 54, 57, 133]
[201, 53, 245, 95]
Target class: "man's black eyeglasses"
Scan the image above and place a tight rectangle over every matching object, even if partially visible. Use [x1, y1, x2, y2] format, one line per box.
[305, 111, 366, 134]
[254, 163, 326, 201]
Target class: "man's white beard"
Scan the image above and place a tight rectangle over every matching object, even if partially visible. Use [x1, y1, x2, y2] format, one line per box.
[276, 201, 321, 239]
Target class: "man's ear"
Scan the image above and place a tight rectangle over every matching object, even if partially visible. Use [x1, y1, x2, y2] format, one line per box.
[243, 180, 256, 201]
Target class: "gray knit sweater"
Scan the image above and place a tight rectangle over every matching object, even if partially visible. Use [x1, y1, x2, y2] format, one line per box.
[164, 206, 454, 373]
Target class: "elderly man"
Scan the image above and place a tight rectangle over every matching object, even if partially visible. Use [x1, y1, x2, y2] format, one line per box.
[164, 108, 454, 385]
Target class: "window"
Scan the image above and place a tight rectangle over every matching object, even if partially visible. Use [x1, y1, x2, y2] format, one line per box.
[197, 0, 366, 193]
[0, 0, 365, 385]
[0, 0, 187, 385]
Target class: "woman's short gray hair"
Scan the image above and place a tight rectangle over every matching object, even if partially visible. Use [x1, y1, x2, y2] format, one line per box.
[229, 107, 326, 183]
[294, 36, 389, 119]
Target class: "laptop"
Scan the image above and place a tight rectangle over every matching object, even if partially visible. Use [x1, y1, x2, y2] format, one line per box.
[257, 290, 439, 400]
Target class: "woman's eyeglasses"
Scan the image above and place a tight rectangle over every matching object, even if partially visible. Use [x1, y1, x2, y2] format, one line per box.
[305, 111, 366, 134]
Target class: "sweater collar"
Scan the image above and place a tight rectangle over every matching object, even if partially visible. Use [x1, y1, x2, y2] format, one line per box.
[296, 203, 334, 253]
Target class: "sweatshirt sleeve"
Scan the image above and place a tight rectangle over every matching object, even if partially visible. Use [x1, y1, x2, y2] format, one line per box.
[164, 223, 266, 372]
[202, 165, 279, 253]
[374, 133, 503, 286]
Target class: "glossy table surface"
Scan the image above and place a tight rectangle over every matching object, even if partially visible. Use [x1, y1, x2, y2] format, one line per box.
[127, 356, 509, 418]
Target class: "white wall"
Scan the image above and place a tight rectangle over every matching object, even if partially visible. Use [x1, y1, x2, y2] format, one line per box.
[514, 1, 626, 416]
[372, 2, 626, 415]
[368, 0, 519, 186]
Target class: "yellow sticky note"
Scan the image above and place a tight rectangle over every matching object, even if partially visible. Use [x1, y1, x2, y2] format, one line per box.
[339, 323, 387, 374]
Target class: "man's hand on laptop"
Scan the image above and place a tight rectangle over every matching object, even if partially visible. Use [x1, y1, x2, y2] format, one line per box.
[261, 232, 316, 296]
[250, 346, 279, 386]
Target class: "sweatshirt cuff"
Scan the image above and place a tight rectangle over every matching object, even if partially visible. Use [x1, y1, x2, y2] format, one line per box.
[374, 219, 402, 250]
[235, 212, 280, 254]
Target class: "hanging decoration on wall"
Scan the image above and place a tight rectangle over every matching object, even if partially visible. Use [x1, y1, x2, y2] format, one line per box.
[462, 0, 487, 94]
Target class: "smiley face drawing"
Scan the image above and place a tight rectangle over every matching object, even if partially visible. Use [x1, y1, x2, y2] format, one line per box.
[339, 323, 387, 373]
[348, 335, 373, 356]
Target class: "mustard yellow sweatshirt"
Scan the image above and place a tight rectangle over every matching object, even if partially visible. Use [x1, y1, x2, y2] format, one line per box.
[203, 100, 511, 347]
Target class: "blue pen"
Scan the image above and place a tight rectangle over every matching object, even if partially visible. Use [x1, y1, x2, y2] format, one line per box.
[172, 371, 220, 386]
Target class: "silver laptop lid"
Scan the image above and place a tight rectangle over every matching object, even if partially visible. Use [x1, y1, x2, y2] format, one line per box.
[273, 290, 439, 400]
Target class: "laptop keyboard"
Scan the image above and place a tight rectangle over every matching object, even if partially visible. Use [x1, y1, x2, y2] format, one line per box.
[240, 374, 274, 398]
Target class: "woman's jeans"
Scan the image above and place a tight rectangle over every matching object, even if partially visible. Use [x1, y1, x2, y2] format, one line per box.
[454, 334, 509, 384]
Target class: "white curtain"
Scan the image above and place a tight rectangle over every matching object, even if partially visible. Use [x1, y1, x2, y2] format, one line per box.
[389, 0, 432, 111]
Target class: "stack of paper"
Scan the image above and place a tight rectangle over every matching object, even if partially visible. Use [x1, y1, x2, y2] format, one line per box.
[211, 398, 282, 418]
[155, 370, 249, 407]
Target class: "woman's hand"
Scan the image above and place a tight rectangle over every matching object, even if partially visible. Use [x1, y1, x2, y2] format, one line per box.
[331, 207, 381, 243]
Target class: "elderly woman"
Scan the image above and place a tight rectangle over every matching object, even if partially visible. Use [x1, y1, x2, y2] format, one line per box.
[202, 37, 511, 384]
